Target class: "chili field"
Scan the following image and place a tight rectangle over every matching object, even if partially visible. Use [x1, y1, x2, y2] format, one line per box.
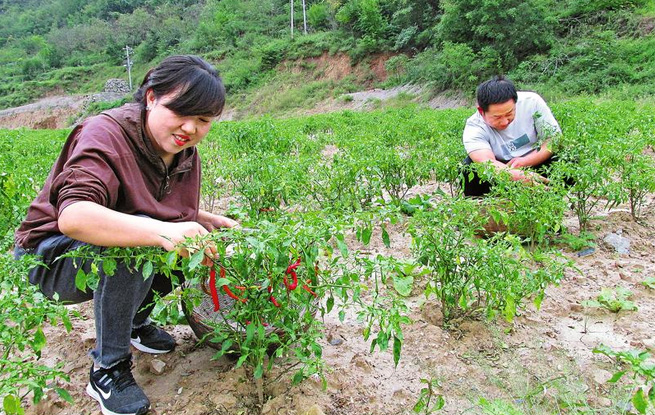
[2, 99, 655, 415]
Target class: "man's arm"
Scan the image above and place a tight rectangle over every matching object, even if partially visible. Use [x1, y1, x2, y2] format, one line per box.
[507, 141, 553, 168]
[469, 149, 544, 183]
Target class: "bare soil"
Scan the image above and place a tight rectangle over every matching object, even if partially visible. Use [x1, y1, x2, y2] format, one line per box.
[0, 92, 126, 129]
[26, 189, 655, 415]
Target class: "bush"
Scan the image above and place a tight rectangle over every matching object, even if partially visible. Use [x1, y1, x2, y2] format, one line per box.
[405, 43, 500, 92]
[308, 2, 333, 31]
[438, 0, 556, 70]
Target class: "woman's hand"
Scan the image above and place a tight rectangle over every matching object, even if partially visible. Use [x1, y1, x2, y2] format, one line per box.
[159, 221, 217, 266]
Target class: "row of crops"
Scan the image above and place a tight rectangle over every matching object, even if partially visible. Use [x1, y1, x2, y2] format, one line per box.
[2, 99, 655, 413]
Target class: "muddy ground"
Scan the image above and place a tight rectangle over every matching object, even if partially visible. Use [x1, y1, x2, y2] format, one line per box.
[25, 185, 655, 415]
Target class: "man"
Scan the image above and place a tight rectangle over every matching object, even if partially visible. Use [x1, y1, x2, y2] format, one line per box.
[461, 76, 561, 197]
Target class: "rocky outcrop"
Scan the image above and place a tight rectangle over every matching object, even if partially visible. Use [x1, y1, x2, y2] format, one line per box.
[104, 78, 131, 94]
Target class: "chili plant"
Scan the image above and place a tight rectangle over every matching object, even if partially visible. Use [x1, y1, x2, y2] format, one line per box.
[485, 168, 567, 246]
[413, 378, 445, 414]
[370, 144, 432, 205]
[65, 213, 411, 403]
[593, 344, 655, 415]
[1, 252, 73, 415]
[549, 115, 625, 232]
[583, 287, 638, 313]
[613, 147, 655, 220]
[409, 197, 568, 324]
[307, 150, 382, 213]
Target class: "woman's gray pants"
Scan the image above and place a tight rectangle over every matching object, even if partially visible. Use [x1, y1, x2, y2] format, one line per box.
[14, 234, 179, 369]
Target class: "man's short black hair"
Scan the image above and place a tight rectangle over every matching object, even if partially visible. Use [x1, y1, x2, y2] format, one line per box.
[476, 76, 518, 112]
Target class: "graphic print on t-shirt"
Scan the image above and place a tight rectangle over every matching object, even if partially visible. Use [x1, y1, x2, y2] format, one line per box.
[507, 134, 530, 152]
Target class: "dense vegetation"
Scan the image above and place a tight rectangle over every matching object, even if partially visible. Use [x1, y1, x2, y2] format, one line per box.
[1, 0, 654, 112]
[2, 100, 655, 413]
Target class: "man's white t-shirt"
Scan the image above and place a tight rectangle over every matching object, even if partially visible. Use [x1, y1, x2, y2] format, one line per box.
[462, 91, 561, 161]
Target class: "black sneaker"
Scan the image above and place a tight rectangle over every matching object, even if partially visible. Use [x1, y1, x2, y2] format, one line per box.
[86, 360, 150, 415]
[130, 324, 176, 354]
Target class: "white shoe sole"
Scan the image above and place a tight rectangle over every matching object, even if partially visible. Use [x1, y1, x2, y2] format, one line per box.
[130, 338, 174, 354]
[86, 382, 149, 415]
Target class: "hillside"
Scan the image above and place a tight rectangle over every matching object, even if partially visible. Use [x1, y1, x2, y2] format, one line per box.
[0, 53, 470, 129]
[1, 0, 655, 124]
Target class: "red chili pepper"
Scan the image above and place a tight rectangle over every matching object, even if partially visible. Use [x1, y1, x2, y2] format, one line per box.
[223, 285, 247, 303]
[302, 283, 317, 297]
[286, 257, 301, 273]
[268, 285, 281, 307]
[218, 266, 247, 303]
[209, 268, 220, 311]
[283, 271, 298, 291]
[283, 257, 301, 290]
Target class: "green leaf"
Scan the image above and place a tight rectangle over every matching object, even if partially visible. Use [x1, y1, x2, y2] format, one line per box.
[165, 250, 177, 266]
[188, 250, 205, 270]
[434, 395, 445, 410]
[458, 294, 467, 309]
[32, 326, 46, 353]
[245, 323, 255, 343]
[632, 387, 647, 414]
[392, 273, 413, 296]
[533, 291, 544, 310]
[381, 225, 390, 248]
[292, 370, 304, 385]
[361, 227, 372, 245]
[393, 335, 402, 367]
[503, 296, 516, 323]
[101, 258, 117, 276]
[235, 354, 248, 369]
[220, 340, 233, 354]
[608, 370, 626, 383]
[74, 268, 87, 292]
[3, 394, 21, 415]
[413, 390, 427, 413]
[142, 261, 154, 279]
[54, 388, 73, 404]
[254, 363, 263, 379]
[335, 233, 349, 257]
[326, 296, 334, 313]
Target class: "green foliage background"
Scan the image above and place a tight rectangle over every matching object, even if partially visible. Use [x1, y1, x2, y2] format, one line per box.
[0, 0, 654, 112]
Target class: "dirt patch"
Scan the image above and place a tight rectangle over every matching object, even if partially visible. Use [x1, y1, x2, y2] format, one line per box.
[0, 92, 127, 130]
[282, 52, 393, 85]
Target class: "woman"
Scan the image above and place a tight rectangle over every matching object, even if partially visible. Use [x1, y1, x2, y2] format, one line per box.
[14, 55, 237, 415]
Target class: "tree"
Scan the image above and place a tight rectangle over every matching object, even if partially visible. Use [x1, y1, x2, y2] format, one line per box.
[438, 0, 556, 70]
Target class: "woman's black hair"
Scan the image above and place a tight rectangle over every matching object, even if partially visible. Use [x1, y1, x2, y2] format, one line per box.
[134, 55, 225, 117]
[476, 75, 518, 112]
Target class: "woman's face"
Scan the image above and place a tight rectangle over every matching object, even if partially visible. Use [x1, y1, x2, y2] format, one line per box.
[144, 89, 216, 165]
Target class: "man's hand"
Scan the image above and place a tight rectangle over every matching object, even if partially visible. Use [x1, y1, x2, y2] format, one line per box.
[507, 156, 530, 169]
[197, 210, 239, 232]
[509, 168, 549, 185]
